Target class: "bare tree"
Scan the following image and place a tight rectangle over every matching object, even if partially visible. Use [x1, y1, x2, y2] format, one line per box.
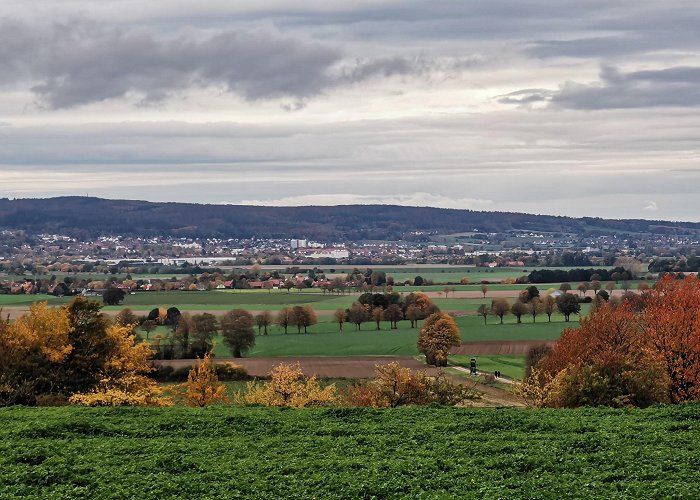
[347, 303, 370, 330]
[383, 304, 403, 329]
[511, 301, 529, 324]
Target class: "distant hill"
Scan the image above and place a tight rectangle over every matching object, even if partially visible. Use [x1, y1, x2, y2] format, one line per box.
[0, 197, 698, 241]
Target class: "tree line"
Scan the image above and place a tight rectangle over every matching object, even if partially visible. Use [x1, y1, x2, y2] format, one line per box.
[527, 266, 635, 284]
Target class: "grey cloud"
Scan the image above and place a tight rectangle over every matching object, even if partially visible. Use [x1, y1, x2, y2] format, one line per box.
[500, 66, 700, 110]
[526, 29, 700, 60]
[0, 19, 341, 108]
[551, 66, 700, 109]
[526, 36, 648, 59]
[0, 18, 478, 109]
[2, 107, 700, 220]
[337, 56, 482, 84]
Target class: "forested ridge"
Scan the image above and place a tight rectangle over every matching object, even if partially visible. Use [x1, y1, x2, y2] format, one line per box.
[1, 196, 698, 240]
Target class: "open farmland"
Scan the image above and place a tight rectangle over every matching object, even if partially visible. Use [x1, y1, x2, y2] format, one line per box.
[198, 314, 572, 358]
[0, 286, 601, 320]
[1, 404, 698, 499]
[0, 289, 582, 357]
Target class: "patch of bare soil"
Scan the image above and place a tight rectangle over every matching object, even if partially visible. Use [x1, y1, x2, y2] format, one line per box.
[451, 340, 555, 355]
[157, 356, 435, 379]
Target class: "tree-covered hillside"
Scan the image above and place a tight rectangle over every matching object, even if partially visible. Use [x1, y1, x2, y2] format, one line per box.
[1, 196, 698, 240]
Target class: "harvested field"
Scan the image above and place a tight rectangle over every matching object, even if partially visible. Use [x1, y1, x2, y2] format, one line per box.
[158, 355, 432, 378]
[451, 340, 555, 355]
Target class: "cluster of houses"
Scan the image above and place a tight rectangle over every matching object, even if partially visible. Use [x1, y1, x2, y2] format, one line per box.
[0, 274, 351, 298]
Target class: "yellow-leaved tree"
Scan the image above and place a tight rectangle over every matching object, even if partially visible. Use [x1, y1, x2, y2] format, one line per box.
[417, 312, 461, 366]
[182, 351, 227, 407]
[0, 302, 73, 405]
[5, 301, 73, 363]
[240, 363, 336, 407]
[69, 324, 172, 407]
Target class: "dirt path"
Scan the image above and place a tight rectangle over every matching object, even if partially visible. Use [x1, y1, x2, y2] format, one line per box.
[425, 290, 521, 299]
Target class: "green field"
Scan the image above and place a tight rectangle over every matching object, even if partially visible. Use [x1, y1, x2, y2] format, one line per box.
[1, 404, 697, 498]
[0, 287, 601, 312]
[0, 290, 357, 312]
[450, 355, 527, 379]
[2, 290, 580, 359]
[198, 315, 572, 358]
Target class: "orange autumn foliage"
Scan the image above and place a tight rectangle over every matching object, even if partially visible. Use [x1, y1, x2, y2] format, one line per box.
[538, 301, 646, 375]
[641, 274, 700, 403]
[523, 301, 658, 408]
[1, 302, 73, 365]
[524, 274, 700, 407]
[344, 362, 478, 407]
[417, 312, 461, 366]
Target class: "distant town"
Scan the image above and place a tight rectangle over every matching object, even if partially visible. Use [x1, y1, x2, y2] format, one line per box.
[0, 225, 697, 298]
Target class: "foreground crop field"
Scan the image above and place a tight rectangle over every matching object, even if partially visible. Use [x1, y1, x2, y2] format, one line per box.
[1, 405, 698, 499]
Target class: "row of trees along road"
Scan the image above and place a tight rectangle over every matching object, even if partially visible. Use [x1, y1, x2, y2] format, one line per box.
[477, 293, 583, 325]
[333, 292, 440, 331]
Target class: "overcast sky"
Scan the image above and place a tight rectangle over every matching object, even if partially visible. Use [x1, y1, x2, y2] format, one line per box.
[1, 1, 699, 221]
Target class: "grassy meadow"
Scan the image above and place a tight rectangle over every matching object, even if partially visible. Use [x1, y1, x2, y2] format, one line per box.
[1, 404, 697, 499]
[201, 314, 570, 358]
[1, 287, 583, 359]
[450, 355, 527, 379]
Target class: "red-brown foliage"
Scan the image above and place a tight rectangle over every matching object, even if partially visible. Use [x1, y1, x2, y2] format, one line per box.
[528, 274, 700, 407]
[641, 275, 700, 403]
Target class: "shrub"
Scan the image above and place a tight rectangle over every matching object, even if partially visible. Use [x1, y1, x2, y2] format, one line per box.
[344, 363, 478, 407]
[239, 363, 337, 408]
[216, 362, 248, 381]
[180, 352, 227, 407]
[152, 362, 248, 382]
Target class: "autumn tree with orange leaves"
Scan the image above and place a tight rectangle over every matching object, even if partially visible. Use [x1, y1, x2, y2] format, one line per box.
[522, 274, 700, 407]
[527, 301, 667, 408]
[641, 275, 700, 402]
[0, 302, 72, 405]
[1, 298, 171, 407]
[69, 322, 172, 407]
